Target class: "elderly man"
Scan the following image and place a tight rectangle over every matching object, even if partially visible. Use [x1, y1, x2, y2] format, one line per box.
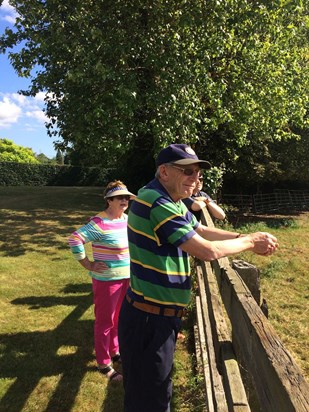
[118, 143, 278, 412]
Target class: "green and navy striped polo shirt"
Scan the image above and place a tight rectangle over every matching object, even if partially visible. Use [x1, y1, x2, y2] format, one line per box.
[127, 179, 199, 309]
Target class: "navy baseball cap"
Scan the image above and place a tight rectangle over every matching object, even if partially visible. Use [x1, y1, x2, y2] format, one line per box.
[156, 144, 211, 169]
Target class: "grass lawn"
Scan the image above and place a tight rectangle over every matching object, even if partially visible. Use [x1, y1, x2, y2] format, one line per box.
[231, 212, 309, 380]
[0, 187, 308, 411]
[0, 187, 205, 412]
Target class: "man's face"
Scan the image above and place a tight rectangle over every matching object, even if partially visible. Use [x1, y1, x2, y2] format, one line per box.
[163, 163, 201, 201]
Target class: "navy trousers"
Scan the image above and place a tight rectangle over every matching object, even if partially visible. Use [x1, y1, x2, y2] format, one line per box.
[118, 297, 182, 412]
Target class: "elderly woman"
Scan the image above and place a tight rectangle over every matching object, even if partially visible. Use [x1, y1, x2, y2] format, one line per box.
[183, 175, 226, 221]
[68, 180, 135, 381]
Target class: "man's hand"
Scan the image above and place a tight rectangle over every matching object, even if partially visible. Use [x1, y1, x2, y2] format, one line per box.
[249, 232, 279, 256]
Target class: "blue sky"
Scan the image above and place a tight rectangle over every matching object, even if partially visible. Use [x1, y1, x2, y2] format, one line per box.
[0, 1, 57, 158]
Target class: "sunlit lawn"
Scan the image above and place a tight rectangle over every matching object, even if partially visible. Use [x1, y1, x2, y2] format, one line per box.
[231, 212, 309, 378]
[0, 187, 205, 412]
[0, 187, 308, 411]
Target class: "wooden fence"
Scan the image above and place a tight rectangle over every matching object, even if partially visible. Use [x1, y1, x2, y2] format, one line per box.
[222, 190, 309, 214]
[193, 210, 309, 411]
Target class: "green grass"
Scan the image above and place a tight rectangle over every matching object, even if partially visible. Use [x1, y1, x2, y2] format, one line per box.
[0, 187, 205, 412]
[230, 212, 309, 378]
[1, 187, 308, 411]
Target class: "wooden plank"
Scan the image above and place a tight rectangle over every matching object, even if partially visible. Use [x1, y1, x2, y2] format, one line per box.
[194, 324, 203, 377]
[196, 296, 215, 412]
[202, 261, 231, 360]
[221, 342, 251, 412]
[218, 264, 309, 412]
[197, 266, 228, 412]
[201, 263, 250, 412]
[231, 260, 261, 305]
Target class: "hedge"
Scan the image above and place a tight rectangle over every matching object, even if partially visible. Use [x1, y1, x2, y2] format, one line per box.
[0, 162, 118, 186]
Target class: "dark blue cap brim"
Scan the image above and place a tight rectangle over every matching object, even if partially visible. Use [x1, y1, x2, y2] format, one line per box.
[173, 159, 212, 169]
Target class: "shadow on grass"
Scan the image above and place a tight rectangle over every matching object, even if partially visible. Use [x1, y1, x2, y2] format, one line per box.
[0, 282, 124, 412]
[0, 209, 95, 257]
[0, 187, 105, 258]
[101, 384, 125, 412]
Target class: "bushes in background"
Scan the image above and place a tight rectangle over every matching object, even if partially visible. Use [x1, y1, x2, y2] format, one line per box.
[0, 162, 117, 186]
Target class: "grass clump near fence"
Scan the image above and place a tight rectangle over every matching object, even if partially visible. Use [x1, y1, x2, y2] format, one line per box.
[0, 186, 308, 411]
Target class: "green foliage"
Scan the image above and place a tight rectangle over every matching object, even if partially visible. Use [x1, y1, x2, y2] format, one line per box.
[35, 152, 55, 164]
[268, 127, 309, 183]
[202, 165, 226, 197]
[0, 161, 117, 186]
[0, 138, 39, 164]
[55, 148, 64, 165]
[223, 127, 309, 187]
[0, 1, 308, 183]
[234, 217, 299, 233]
[261, 260, 285, 279]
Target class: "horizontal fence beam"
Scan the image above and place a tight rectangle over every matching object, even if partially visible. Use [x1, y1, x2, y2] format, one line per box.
[196, 264, 250, 412]
[196, 209, 309, 412]
[211, 257, 309, 412]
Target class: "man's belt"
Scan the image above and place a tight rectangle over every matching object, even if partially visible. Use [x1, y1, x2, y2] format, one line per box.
[126, 294, 185, 318]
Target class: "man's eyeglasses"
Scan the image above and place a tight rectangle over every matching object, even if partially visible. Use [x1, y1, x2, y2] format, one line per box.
[168, 164, 201, 177]
[114, 195, 130, 201]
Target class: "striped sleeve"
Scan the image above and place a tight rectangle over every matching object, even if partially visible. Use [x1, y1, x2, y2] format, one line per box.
[68, 220, 98, 260]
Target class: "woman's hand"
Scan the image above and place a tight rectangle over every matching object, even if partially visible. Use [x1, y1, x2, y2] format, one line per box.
[79, 257, 108, 272]
[90, 261, 109, 272]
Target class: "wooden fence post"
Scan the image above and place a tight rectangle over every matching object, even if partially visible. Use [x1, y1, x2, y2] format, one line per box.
[231, 260, 261, 305]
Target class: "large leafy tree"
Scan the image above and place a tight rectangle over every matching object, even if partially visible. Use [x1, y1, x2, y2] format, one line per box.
[1, 0, 308, 186]
[0, 138, 39, 163]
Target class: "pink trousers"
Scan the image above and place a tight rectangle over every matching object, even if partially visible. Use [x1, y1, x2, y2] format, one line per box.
[92, 277, 129, 366]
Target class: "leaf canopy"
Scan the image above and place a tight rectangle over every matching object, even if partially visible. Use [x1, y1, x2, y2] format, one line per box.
[1, 0, 308, 185]
[0, 138, 39, 163]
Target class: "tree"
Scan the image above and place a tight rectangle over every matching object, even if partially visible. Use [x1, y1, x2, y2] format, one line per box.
[1, 1, 308, 187]
[0, 138, 39, 163]
[55, 148, 64, 165]
[35, 152, 55, 164]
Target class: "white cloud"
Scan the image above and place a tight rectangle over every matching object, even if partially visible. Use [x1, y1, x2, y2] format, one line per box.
[25, 109, 48, 123]
[34, 92, 46, 103]
[0, 1, 18, 25]
[1, 0, 14, 11]
[0, 96, 21, 127]
[24, 122, 43, 132]
[11, 93, 27, 106]
[0, 93, 49, 129]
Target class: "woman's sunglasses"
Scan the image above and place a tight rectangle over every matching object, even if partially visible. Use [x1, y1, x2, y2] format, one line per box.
[113, 195, 130, 201]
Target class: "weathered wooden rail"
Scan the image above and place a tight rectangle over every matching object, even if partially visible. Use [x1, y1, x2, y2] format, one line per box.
[194, 209, 309, 412]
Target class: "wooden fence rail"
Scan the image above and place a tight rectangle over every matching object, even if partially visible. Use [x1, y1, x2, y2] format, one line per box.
[194, 210, 309, 412]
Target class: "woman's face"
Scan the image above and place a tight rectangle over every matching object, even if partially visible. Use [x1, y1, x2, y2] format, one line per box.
[108, 195, 130, 212]
[197, 179, 203, 191]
